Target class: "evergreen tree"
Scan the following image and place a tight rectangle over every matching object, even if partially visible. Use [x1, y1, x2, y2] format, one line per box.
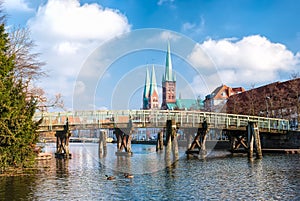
[0, 23, 40, 172]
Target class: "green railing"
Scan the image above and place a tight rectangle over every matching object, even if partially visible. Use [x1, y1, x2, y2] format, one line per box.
[34, 110, 290, 132]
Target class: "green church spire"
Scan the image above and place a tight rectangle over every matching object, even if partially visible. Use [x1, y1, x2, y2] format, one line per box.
[163, 41, 175, 82]
[149, 65, 158, 96]
[143, 67, 150, 109]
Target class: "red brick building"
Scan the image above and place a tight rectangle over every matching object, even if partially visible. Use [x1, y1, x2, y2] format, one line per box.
[224, 78, 300, 124]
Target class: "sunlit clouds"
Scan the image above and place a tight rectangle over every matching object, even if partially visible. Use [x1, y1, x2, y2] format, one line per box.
[189, 35, 300, 94]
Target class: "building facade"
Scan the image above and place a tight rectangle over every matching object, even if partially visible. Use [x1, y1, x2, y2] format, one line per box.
[204, 84, 245, 112]
[224, 78, 300, 126]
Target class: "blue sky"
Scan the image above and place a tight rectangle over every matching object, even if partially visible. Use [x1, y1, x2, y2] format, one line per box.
[3, 0, 300, 110]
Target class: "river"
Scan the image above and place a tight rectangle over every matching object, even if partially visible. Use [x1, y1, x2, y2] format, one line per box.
[0, 143, 299, 200]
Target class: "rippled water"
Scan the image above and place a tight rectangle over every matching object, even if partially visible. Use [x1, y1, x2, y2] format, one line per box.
[0, 143, 299, 201]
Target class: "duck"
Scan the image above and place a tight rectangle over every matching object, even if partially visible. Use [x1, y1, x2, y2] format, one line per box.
[124, 173, 134, 179]
[105, 175, 115, 180]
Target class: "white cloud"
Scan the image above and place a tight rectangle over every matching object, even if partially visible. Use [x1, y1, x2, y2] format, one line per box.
[27, 0, 130, 108]
[4, 0, 32, 12]
[187, 44, 215, 68]
[157, 0, 175, 6]
[74, 80, 86, 96]
[188, 35, 300, 93]
[182, 15, 205, 35]
[160, 30, 181, 42]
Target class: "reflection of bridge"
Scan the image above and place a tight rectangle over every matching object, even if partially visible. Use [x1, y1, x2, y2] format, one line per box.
[34, 110, 289, 133]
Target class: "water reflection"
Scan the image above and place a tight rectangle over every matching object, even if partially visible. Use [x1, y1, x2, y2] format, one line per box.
[0, 143, 299, 200]
[0, 174, 37, 200]
[56, 159, 69, 178]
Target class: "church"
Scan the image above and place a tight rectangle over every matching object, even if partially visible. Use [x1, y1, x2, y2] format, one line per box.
[142, 42, 203, 110]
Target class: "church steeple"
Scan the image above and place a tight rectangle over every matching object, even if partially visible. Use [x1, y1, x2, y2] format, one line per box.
[143, 66, 159, 109]
[161, 41, 176, 109]
[149, 65, 158, 97]
[142, 68, 150, 109]
[163, 41, 176, 82]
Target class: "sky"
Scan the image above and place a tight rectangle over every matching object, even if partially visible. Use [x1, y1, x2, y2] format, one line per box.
[3, 0, 300, 111]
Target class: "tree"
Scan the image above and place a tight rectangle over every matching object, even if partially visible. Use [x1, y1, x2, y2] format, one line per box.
[288, 73, 300, 124]
[0, 22, 40, 172]
[7, 26, 64, 112]
[7, 26, 45, 83]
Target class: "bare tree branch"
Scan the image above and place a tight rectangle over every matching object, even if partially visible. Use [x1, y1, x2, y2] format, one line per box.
[7, 26, 46, 83]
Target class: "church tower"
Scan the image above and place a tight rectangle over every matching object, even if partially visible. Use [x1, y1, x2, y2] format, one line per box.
[142, 66, 159, 109]
[161, 41, 176, 109]
[148, 65, 159, 109]
[142, 68, 150, 109]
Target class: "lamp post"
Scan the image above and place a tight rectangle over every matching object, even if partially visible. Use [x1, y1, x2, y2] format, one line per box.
[265, 96, 270, 117]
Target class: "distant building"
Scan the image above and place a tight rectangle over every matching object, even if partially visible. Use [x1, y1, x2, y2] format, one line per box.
[204, 84, 245, 111]
[224, 78, 300, 125]
[142, 65, 159, 109]
[142, 42, 203, 111]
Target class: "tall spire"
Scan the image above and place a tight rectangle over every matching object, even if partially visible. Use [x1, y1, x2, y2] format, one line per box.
[143, 68, 150, 98]
[142, 68, 150, 109]
[161, 41, 177, 109]
[149, 65, 158, 96]
[164, 40, 175, 82]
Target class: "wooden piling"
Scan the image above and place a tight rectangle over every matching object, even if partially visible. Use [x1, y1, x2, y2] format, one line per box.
[253, 122, 262, 159]
[99, 130, 107, 157]
[165, 120, 172, 161]
[200, 129, 207, 155]
[127, 131, 132, 153]
[55, 118, 72, 159]
[247, 123, 254, 159]
[165, 119, 179, 161]
[230, 135, 237, 152]
[247, 122, 262, 159]
[186, 120, 209, 157]
[115, 117, 133, 156]
[172, 124, 179, 161]
[115, 128, 122, 151]
[185, 128, 195, 150]
[156, 130, 164, 151]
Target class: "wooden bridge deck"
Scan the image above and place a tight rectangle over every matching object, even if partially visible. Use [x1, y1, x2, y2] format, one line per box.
[34, 110, 290, 134]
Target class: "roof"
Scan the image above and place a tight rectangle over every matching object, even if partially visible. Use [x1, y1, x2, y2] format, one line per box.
[166, 103, 177, 110]
[209, 85, 226, 99]
[176, 99, 203, 110]
[206, 84, 245, 101]
[165, 99, 204, 110]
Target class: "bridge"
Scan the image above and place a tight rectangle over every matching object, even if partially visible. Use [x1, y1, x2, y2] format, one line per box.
[34, 110, 299, 159]
[34, 110, 290, 133]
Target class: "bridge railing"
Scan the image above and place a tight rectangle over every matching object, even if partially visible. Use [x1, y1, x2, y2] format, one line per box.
[34, 110, 290, 132]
